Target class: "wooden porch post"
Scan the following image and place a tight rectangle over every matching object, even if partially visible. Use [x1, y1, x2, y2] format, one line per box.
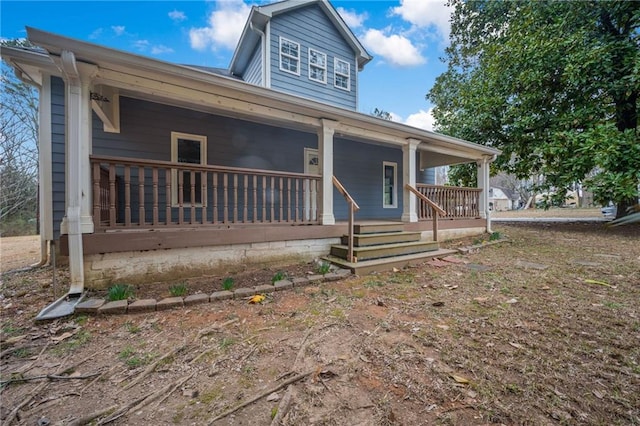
[477, 156, 492, 232]
[319, 119, 338, 225]
[401, 138, 421, 222]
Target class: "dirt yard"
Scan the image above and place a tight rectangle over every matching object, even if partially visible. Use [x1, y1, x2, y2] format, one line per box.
[1, 220, 639, 425]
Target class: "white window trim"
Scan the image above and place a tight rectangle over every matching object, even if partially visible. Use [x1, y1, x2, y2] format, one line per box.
[334, 58, 350, 91]
[308, 48, 327, 84]
[383, 161, 397, 209]
[171, 131, 207, 207]
[279, 37, 300, 76]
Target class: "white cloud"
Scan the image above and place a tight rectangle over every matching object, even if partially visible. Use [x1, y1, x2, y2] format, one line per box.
[151, 45, 175, 55]
[111, 25, 126, 36]
[336, 7, 367, 29]
[133, 39, 150, 51]
[361, 29, 425, 67]
[88, 28, 103, 40]
[169, 10, 187, 22]
[405, 108, 435, 131]
[392, 0, 452, 39]
[189, 0, 251, 51]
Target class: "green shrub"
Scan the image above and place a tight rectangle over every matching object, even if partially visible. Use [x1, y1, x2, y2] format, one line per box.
[222, 277, 234, 291]
[489, 231, 502, 241]
[315, 261, 331, 275]
[169, 283, 188, 297]
[107, 284, 134, 301]
[271, 271, 287, 284]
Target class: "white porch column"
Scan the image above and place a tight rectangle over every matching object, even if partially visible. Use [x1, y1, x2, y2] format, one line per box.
[318, 119, 338, 225]
[58, 51, 96, 293]
[401, 138, 421, 222]
[477, 156, 492, 231]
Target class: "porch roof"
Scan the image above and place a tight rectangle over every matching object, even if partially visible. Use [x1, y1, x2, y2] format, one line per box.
[6, 27, 500, 166]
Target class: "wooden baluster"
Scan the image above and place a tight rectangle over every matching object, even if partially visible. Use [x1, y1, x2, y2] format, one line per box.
[270, 177, 275, 222]
[212, 172, 218, 224]
[109, 164, 116, 226]
[296, 179, 301, 222]
[233, 174, 238, 223]
[165, 169, 171, 225]
[279, 177, 283, 222]
[243, 175, 248, 223]
[92, 163, 101, 228]
[252, 175, 257, 223]
[124, 166, 131, 226]
[201, 171, 207, 224]
[286, 178, 291, 222]
[223, 173, 229, 223]
[152, 168, 159, 225]
[312, 178, 318, 222]
[139, 166, 145, 226]
[178, 168, 184, 225]
[262, 176, 266, 223]
[189, 170, 195, 224]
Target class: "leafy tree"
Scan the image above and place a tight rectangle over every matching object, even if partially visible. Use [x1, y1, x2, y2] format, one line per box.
[1, 40, 39, 235]
[372, 108, 393, 121]
[428, 1, 639, 217]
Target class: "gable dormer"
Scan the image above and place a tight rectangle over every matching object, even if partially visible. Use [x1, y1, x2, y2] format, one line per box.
[229, 0, 371, 111]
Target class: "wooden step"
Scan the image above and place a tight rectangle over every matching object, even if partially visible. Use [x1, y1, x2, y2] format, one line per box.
[341, 231, 421, 247]
[330, 240, 439, 262]
[353, 223, 404, 234]
[322, 248, 458, 275]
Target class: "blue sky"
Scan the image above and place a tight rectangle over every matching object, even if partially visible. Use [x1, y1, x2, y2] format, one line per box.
[1, 0, 453, 130]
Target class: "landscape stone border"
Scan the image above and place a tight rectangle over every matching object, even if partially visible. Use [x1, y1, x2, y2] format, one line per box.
[75, 268, 352, 316]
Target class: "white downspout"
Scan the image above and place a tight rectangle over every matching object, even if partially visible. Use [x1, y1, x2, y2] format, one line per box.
[249, 22, 267, 87]
[59, 50, 87, 294]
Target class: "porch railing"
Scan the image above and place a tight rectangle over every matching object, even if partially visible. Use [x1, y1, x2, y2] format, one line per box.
[406, 184, 446, 241]
[91, 155, 321, 229]
[333, 176, 359, 263]
[415, 184, 481, 219]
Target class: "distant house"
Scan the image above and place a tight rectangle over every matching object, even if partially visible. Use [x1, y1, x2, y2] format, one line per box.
[489, 187, 520, 211]
[1, 0, 499, 298]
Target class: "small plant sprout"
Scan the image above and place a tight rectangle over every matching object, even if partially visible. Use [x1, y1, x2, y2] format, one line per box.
[315, 261, 331, 275]
[271, 271, 287, 284]
[108, 284, 134, 301]
[489, 231, 502, 241]
[222, 277, 234, 291]
[169, 283, 188, 297]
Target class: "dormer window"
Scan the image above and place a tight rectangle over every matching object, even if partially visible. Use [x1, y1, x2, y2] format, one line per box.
[279, 37, 300, 75]
[334, 58, 350, 91]
[308, 48, 327, 83]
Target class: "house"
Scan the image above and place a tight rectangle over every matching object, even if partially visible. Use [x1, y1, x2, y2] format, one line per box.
[489, 187, 520, 211]
[1, 0, 499, 313]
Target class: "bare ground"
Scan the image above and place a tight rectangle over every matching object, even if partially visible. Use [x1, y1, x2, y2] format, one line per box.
[1, 220, 639, 426]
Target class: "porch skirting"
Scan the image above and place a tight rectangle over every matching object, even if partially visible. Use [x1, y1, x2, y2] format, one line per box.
[83, 237, 341, 289]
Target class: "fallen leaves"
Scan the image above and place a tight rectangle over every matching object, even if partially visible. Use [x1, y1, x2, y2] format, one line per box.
[248, 294, 266, 304]
[450, 374, 471, 385]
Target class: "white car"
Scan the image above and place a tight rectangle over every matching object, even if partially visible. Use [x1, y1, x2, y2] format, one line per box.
[601, 204, 617, 218]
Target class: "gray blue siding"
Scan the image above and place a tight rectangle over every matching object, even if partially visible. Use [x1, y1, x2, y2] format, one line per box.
[334, 138, 403, 220]
[244, 44, 263, 86]
[51, 76, 66, 240]
[269, 4, 357, 110]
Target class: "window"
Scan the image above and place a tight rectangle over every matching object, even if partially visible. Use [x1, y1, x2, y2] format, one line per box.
[334, 58, 350, 91]
[171, 132, 207, 206]
[383, 162, 397, 208]
[279, 37, 300, 75]
[308, 48, 327, 83]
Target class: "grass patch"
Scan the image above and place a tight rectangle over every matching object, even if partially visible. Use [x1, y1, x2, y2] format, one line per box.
[271, 271, 287, 283]
[108, 284, 134, 301]
[169, 283, 188, 297]
[222, 277, 234, 291]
